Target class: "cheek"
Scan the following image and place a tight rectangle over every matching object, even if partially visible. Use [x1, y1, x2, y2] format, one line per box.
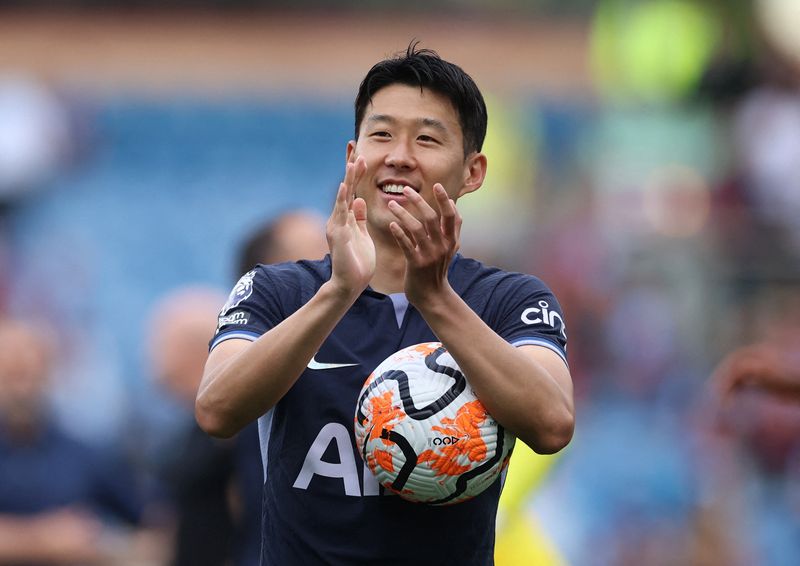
[431, 153, 467, 181]
[436, 169, 468, 199]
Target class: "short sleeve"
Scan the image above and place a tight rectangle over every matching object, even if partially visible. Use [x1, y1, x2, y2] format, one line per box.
[491, 274, 568, 365]
[209, 266, 300, 351]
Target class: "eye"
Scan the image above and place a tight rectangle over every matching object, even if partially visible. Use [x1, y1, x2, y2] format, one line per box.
[417, 134, 439, 144]
[370, 131, 391, 138]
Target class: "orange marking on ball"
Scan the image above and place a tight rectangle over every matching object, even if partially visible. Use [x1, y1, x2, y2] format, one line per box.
[432, 400, 489, 462]
[412, 342, 440, 356]
[374, 449, 394, 473]
[418, 449, 472, 477]
[367, 391, 405, 444]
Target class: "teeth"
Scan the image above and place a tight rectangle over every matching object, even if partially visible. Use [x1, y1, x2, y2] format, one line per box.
[381, 184, 405, 194]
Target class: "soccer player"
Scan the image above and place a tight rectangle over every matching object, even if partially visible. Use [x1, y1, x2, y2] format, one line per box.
[195, 43, 575, 565]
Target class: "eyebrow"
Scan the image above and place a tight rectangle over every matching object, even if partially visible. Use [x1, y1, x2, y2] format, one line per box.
[367, 114, 449, 134]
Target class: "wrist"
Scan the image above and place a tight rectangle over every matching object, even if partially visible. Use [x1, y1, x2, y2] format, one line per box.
[320, 278, 363, 305]
[410, 284, 458, 317]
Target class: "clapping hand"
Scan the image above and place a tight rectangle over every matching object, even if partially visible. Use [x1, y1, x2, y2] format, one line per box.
[387, 183, 461, 307]
[327, 156, 375, 297]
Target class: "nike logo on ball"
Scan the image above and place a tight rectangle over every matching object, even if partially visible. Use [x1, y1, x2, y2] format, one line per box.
[307, 356, 359, 371]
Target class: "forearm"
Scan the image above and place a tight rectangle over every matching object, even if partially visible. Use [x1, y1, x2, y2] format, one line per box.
[415, 288, 574, 453]
[196, 281, 358, 437]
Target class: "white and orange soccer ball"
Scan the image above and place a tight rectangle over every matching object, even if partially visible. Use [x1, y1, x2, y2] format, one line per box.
[354, 342, 516, 505]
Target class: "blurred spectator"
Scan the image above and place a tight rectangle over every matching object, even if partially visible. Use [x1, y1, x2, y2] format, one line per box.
[702, 42, 800, 285]
[709, 287, 800, 463]
[235, 209, 328, 276]
[228, 208, 329, 565]
[144, 210, 328, 566]
[698, 289, 800, 565]
[0, 316, 162, 565]
[731, 85, 800, 251]
[146, 287, 236, 566]
[711, 344, 800, 403]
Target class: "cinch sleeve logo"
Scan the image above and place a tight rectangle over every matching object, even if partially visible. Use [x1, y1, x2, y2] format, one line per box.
[520, 300, 567, 339]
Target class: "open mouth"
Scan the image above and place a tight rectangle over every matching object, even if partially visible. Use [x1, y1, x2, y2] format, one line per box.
[379, 183, 418, 194]
[381, 184, 405, 194]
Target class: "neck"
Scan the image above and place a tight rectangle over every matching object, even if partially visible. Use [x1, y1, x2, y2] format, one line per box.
[369, 229, 407, 295]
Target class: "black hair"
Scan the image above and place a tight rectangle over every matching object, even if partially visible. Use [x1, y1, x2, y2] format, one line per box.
[354, 41, 488, 155]
[236, 220, 279, 279]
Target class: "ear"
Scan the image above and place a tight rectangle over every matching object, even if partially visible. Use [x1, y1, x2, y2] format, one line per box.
[346, 140, 357, 164]
[457, 152, 487, 198]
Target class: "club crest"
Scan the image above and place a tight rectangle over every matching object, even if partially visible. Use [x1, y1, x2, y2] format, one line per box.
[220, 270, 256, 315]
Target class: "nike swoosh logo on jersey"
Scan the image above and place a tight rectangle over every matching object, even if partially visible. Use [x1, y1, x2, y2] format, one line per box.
[307, 356, 359, 371]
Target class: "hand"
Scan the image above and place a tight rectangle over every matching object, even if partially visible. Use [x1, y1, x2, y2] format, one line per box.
[326, 156, 375, 298]
[710, 344, 800, 401]
[388, 183, 461, 306]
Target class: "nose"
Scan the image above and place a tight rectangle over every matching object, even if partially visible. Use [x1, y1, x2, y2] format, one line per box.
[384, 139, 416, 170]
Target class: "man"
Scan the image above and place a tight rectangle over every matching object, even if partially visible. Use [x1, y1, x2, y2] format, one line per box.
[196, 43, 574, 565]
[0, 317, 158, 565]
[236, 209, 328, 273]
[149, 211, 327, 566]
[146, 287, 236, 566]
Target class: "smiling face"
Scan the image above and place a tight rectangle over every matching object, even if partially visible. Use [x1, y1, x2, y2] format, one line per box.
[346, 84, 486, 238]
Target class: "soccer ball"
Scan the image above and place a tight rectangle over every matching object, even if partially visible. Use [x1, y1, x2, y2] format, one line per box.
[354, 342, 515, 505]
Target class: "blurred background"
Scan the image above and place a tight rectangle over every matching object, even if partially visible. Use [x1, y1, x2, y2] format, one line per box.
[1, 0, 799, 564]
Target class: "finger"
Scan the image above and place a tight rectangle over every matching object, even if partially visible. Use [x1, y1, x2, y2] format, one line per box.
[387, 200, 423, 246]
[342, 161, 355, 202]
[709, 369, 734, 399]
[389, 221, 418, 257]
[434, 184, 457, 237]
[331, 181, 349, 223]
[401, 187, 440, 240]
[710, 356, 742, 398]
[403, 187, 439, 225]
[352, 197, 369, 234]
[343, 156, 367, 206]
[353, 155, 367, 183]
[349, 157, 367, 205]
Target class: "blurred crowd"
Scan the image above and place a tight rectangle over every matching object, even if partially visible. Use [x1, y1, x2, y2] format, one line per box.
[521, 7, 800, 563]
[0, 209, 328, 565]
[1, 1, 800, 565]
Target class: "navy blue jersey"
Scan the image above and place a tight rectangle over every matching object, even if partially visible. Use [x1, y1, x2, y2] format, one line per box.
[211, 254, 567, 566]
